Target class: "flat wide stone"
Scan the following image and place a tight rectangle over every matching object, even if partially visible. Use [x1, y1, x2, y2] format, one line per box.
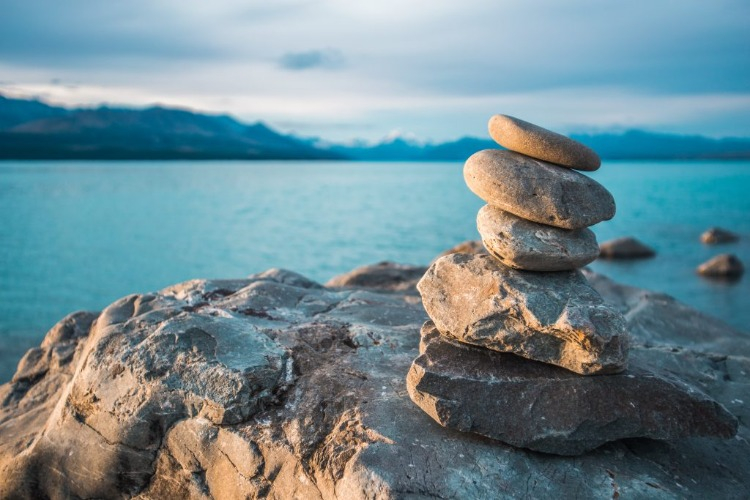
[488, 114, 601, 171]
[464, 149, 615, 229]
[477, 204, 600, 271]
[407, 321, 738, 456]
[417, 253, 628, 375]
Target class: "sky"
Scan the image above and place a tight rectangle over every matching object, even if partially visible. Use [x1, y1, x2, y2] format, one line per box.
[1, 0, 749, 143]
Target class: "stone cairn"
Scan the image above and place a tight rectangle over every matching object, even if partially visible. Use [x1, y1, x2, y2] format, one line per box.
[406, 115, 738, 455]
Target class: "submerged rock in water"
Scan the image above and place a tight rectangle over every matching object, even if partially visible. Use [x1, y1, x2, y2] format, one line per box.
[701, 227, 740, 245]
[488, 114, 601, 171]
[464, 149, 615, 229]
[697, 253, 745, 278]
[477, 204, 599, 271]
[417, 253, 629, 375]
[407, 321, 738, 456]
[598, 236, 656, 259]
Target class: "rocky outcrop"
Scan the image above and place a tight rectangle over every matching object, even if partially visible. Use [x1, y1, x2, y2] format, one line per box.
[464, 149, 615, 229]
[1, 263, 749, 498]
[408, 321, 737, 455]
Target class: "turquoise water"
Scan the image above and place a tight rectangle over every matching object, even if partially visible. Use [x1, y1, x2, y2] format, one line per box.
[1, 160, 749, 380]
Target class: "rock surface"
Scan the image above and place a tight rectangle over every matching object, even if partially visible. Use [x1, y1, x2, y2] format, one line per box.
[701, 227, 740, 244]
[326, 261, 427, 293]
[1, 262, 749, 498]
[408, 321, 737, 455]
[464, 149, 615, 229]
[418, 253, 629, 375]
[477, 204, 600, 271]
[436, 239, 487, 259]
[599, 236, 656, 259]
[697, 253, 745, 278]
[488, 114, 601, 171]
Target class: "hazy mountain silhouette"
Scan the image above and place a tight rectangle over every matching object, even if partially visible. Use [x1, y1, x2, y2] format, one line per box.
[2, 95, 749, 160]
[0, 96, 341, 160]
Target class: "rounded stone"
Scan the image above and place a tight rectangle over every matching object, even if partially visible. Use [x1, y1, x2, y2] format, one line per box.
[488, 114, 601, 171]
[477, 205, 600, 271]
[464, 149, 615, 230]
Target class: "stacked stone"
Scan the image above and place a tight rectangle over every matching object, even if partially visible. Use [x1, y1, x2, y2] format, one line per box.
[406, 115, 738, 455]
[424, 115, 628, 376]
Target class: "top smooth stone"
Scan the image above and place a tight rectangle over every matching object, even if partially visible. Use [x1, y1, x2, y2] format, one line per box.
[489, 114, 601, 171]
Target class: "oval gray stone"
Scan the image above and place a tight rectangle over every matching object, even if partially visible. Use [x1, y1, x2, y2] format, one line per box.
[488, 114, 601, 171]
[464, 149, 615, 229]
[477, 205, 600, 271]
[417, 253, 629, 375]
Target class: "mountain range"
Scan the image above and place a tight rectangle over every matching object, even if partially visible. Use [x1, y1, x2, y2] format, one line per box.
[2, 94, 749, 161]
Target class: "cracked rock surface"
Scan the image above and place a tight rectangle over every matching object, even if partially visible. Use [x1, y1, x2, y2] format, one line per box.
[1, 262, 749, 498]
[418, 253, 629, 375]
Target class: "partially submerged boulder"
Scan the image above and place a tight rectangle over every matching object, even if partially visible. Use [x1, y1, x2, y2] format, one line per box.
[417, 253, 629, 375]
[701, 227, 740, 244]
[599, 236, 656, 259]
[407, 321, 737, 455]
[697, 254, 745, 278]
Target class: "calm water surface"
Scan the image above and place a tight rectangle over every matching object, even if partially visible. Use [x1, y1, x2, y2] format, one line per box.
[1, 160, 749, 380]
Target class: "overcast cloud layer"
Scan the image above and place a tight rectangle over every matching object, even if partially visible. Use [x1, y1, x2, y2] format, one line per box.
[1, 0, 748, 141]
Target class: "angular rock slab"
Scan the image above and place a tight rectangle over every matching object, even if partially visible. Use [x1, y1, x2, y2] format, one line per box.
[488, 114, 601, 171]
[477, 204, 600, 271]
[418, 253, 628, 374]
[407, 321, 738, 455]
[464, 149, 615, 229]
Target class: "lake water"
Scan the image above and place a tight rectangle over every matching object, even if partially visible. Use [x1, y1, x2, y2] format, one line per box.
[1, 160, 749, 381]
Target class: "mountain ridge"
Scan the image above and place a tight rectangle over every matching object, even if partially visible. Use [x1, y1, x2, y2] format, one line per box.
[2, 95, 749, 160]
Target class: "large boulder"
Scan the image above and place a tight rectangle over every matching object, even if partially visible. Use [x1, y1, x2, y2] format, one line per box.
[417, 253, 629, 375]
[1, 262, 748, 498]
[464, 149, 615, 229]
[408, 321, 737, 455]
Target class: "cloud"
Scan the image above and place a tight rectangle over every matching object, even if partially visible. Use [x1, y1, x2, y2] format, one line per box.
[0, 0, 748, 140]
[279, 49, 345, 71]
